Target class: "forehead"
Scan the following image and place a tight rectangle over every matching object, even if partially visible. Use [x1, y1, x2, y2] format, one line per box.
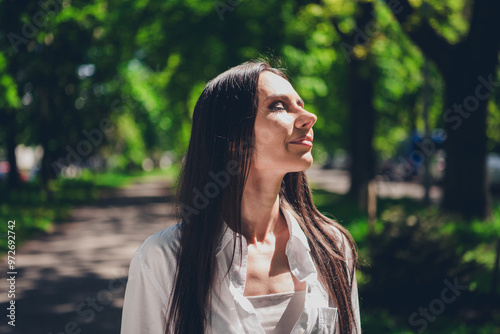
[257, 71, 297, 99]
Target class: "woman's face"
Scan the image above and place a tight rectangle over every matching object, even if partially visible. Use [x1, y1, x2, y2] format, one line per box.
[251, 71, 317, 174]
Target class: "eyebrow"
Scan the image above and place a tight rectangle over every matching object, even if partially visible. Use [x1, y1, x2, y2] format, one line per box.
[264, 94, 304, 106]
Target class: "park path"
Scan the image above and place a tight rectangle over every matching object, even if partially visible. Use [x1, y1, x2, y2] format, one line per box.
[0, 167, 440, 334]
[0, 175, 177, 334]
[305, 166, 442, 202]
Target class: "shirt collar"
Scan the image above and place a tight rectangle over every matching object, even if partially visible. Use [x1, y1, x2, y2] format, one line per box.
[281, 208, 311, 252]
[282, 207, 317, 281]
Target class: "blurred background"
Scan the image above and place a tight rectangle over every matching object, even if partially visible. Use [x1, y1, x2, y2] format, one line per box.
[1, 0, 499, 333]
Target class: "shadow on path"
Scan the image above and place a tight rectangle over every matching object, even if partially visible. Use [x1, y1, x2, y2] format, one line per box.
[0, 176, 176, 334]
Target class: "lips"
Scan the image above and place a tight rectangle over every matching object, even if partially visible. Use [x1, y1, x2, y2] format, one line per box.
[289, 134, 313, 148]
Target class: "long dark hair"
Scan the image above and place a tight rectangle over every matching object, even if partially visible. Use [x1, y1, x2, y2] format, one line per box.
[167, 61, 358, 334]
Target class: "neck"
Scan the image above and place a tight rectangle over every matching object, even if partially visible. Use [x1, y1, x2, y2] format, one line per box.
[240, 169, 286, 244]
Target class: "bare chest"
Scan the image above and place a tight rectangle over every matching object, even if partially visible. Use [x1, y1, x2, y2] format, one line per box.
[243, 242, 306, 296]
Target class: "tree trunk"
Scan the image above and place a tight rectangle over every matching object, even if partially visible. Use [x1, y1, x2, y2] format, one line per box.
[347, 57, 376, 204]
[441, 63, 492, 219]
[332, 1, 377, 207]
[38, 84, 55, 202]
[384, 0, 500, 220]
[0, 109, 22, 189]
[6, 113, 21, 189]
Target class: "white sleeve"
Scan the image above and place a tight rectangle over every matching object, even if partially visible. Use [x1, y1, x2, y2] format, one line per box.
[120, 226, 181, 334]
[351, 268, 362, 334]
[120, 251, 169, 333]
[334, 225, 362, 333]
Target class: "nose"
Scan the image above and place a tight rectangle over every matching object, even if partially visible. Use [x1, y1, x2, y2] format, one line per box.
[296, 109, 317, 129]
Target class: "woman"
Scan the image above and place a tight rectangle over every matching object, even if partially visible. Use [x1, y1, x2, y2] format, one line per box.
[121, 61, 361, 334]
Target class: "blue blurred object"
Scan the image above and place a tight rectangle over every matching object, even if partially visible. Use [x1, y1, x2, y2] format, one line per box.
[397, 129, 446, 181]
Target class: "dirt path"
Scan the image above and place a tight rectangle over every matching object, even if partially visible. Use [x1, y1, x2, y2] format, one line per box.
[306, 166, 442, 202]
[0, 176, 176, 334]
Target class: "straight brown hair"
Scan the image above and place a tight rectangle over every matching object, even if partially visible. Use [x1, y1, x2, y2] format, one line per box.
[167, 60, 358, 333]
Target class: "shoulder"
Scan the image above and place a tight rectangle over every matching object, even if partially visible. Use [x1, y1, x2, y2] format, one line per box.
[327, 223, 357, 283]
[137, 222, 182, 253]
[328, 224, 354, 255]
[133, 222, 183, 273]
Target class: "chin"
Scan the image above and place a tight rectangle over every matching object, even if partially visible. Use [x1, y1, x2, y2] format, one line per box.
[291, 155, 313, 172]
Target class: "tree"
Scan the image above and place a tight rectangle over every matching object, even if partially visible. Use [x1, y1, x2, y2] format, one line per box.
[331, 1, 377, 208]
[384, 0, 500, 219]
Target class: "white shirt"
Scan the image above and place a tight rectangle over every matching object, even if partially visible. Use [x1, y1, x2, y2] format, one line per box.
[120, 208, 362, 334]
[247, 290, 306, 333]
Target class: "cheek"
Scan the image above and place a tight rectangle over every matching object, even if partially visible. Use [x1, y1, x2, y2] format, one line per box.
[256, 119, 287, 145]
[255, 125, 275, 146]
[255, 114, 293, 147]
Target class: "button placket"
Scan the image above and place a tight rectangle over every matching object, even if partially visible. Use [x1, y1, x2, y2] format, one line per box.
[229, 232, 267, 334]
[289, 280, 312, 334]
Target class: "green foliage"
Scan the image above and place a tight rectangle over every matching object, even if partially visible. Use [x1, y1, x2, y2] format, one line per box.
[313, 186, 500, 333]
[0, 53, 20, 109]
[1, 0, 498, 172]
[488, 95, 500, 152]
[409, 0, 470, 44]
